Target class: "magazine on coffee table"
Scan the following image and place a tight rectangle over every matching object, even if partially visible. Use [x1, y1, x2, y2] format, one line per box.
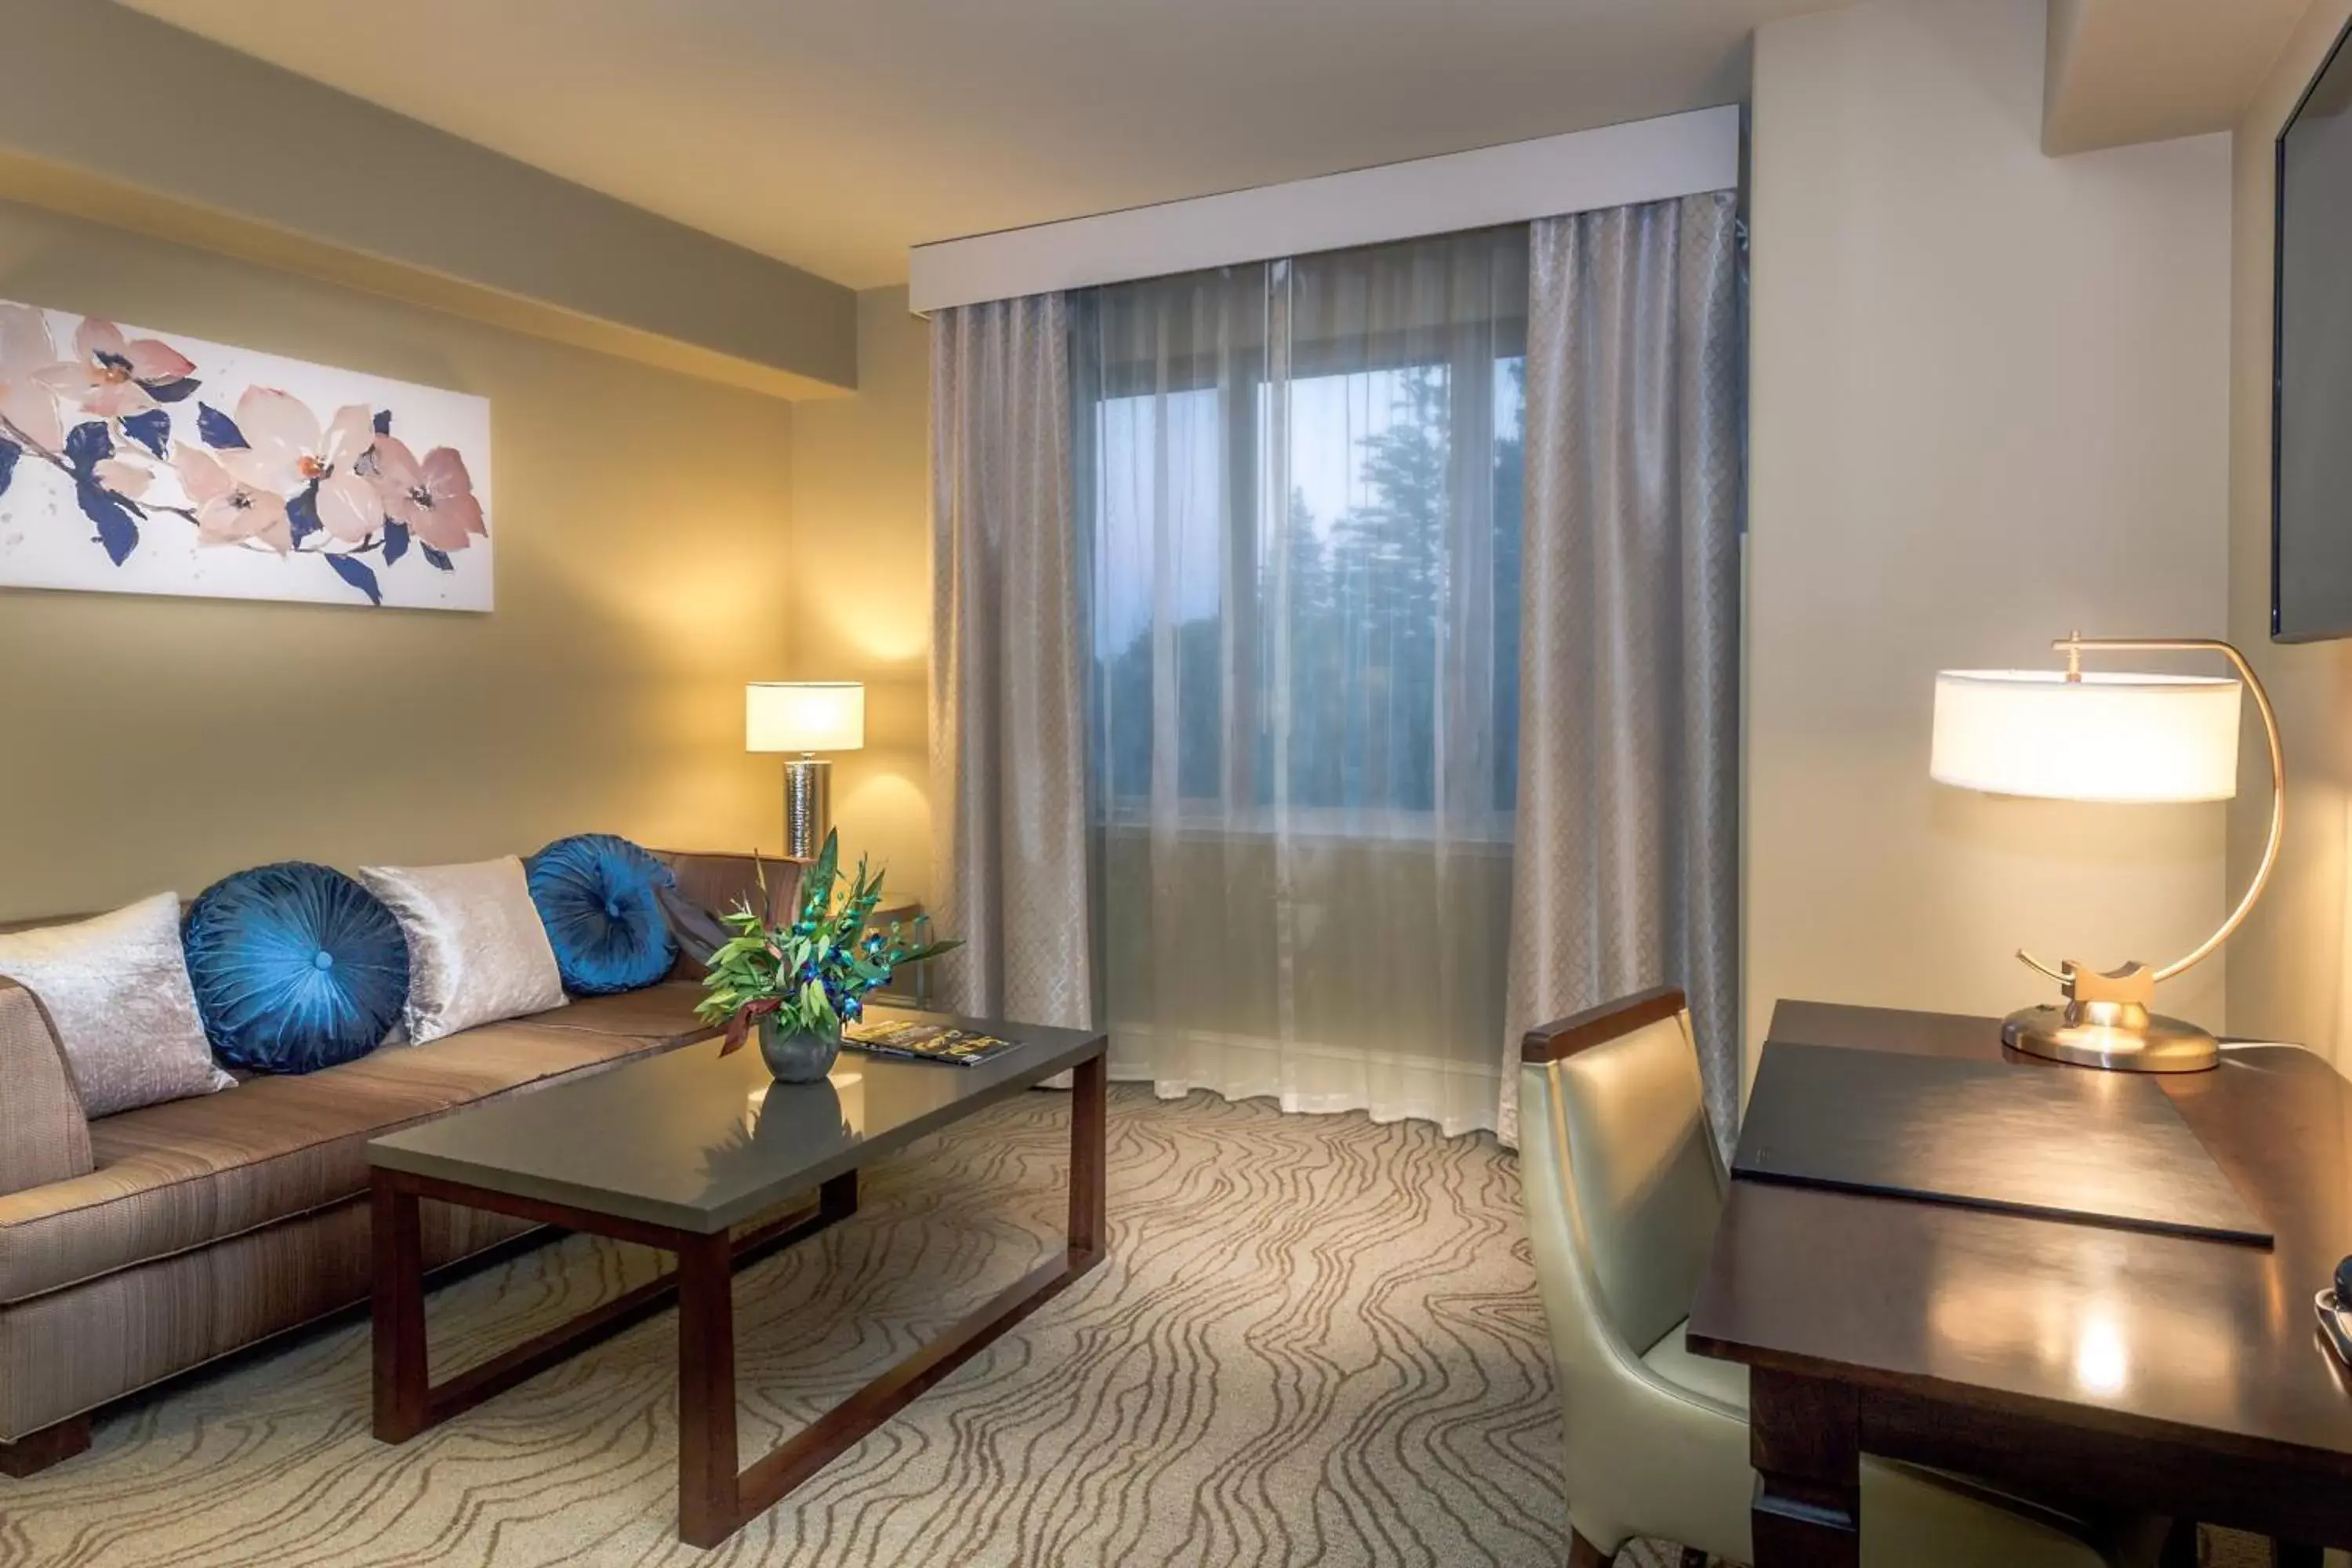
[843, 1018, 1022, 1067]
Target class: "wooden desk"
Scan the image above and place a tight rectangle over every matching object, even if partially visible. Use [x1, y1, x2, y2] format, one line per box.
[1687, 1000, 2352, 1566]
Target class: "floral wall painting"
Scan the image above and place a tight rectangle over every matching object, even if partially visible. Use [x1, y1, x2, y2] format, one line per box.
[0, 299, 492, 611]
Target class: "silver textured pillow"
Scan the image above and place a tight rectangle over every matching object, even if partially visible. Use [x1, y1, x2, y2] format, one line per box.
[358, 856, 566, 1044]
[0, 892, 234, 1116]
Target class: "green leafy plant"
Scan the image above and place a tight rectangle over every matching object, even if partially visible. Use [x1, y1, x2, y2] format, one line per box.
[695, 830, 960, 1054]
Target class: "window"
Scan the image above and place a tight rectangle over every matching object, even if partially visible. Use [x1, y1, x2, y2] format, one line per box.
[1077, 234, 1527, 835]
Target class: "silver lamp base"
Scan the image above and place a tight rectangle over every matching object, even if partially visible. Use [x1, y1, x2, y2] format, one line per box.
[781, 756, 832, 861]
[2000, 1004, 2220, 1073]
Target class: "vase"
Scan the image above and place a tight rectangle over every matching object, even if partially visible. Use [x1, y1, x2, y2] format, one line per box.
[757, 1015, 841, 1083]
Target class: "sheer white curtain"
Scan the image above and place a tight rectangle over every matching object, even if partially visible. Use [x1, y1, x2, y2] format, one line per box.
[1073, 228, 1527, 1137]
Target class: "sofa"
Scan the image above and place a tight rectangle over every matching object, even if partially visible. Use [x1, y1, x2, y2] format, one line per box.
[0, 848, 799, 1475]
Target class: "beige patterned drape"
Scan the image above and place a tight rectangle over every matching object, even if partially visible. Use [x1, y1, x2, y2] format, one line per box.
[928, 295, 1094, 1029]
[1497, 191, 1743, 1148]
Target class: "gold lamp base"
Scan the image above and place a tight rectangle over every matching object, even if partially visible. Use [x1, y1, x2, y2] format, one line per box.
[781, 755, 832, 862]
[2000, 1003, 2220, 1073]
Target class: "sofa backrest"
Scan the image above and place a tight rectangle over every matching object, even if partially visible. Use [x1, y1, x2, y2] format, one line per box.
[0, 910, 108, 937]
[653, 849, 807, 929]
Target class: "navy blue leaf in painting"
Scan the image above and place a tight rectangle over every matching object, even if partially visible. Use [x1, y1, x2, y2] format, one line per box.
[285, 485, 321, 546]
[63, 421, 112, 473]
[143, 376, 201, 405]
[372, 409, 391, 435]
[325, 554, 382, 605]
[76, 479, 140, 565]
[420, 544, 454, 572]
[196, 402, 249, 449]
[0, 440, 17, 500]
[119, 409, 171, 459]
[382, 520, 410, 564]
[56, 419, 140, 562]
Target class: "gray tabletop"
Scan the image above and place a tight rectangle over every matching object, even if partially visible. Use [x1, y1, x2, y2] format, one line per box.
[369, 1011, 1106, 1235]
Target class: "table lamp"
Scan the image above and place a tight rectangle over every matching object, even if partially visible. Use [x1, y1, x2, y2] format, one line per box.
[746, 681, 864, 860]
[1928, 634, 2282, 1073]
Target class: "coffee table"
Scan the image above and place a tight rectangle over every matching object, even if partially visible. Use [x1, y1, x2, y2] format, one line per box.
[367, 1011, 1108, 1548]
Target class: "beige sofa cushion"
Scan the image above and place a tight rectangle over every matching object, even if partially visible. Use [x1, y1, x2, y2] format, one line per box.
[358, 856, 568, 1044]
[0, 893, 234, 1116]
[0, 1018, 672, 1306]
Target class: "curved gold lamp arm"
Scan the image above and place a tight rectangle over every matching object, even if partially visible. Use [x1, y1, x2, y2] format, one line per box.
[2012, 636, 2283, 989]
[2014, 948, 2070, 985]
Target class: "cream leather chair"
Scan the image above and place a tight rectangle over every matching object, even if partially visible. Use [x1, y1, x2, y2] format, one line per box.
[1519, 986, 2162, 1568]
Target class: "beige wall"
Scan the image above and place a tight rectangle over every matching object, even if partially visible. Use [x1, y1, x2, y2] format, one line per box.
[787, 288, 935, 902]
[0, 198, 804, 920]
[2223, 0, 2352, 1069]
[1744, 0, 2234, 1079]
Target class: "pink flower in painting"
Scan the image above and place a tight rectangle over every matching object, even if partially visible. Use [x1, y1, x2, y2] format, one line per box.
[35, 318, 197, 418]
[369, 435, 485, 551]
[220, 390, 385, 543]
[93, 450, 154, 500]
[0, 303, 63, 453]
[172, 442, 291, 553]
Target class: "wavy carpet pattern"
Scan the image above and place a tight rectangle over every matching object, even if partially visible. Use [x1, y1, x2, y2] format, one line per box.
[0, 1086, 1617, 1568]
[0, 1086, 2270, 1568]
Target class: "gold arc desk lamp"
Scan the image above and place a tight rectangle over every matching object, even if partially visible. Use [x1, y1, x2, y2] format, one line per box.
[745, 682, 866, 861]
[1929, 635, 2283, 1074]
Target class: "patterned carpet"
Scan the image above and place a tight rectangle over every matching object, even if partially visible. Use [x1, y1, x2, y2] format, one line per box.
[0, 1087, 1592, 1567]
[0, 1087, 2276, 1567]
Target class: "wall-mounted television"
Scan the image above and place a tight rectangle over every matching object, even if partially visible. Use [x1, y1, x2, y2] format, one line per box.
[2276, 15, 2352, 641]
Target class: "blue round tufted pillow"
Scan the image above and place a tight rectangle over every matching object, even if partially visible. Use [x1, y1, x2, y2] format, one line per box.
[524, 833, 678, 996]
[183, 862, 410, 1074]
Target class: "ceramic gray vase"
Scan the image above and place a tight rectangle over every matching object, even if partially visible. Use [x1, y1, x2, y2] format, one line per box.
[757, 1014, 841, 1083]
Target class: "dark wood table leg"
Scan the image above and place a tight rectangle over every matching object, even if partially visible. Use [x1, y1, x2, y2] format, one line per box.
[676, 1228, 742, 1549]
[1750, 1367, 1860, 1568]
[0, 1414, 92, 1477]
[371, 1173, 429, 1443]
[820, 1168, 858, 1225]
[1071, 1049, 1107, 1260]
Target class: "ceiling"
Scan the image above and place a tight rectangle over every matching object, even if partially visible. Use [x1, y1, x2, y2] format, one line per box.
[117, 0, 1853, 290]
[2043, 0, 2309, 153]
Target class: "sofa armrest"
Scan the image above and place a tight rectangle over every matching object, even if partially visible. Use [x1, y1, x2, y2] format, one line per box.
[0, 978, 93, 1196]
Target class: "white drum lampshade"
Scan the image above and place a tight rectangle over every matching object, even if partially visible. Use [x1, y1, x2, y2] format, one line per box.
[1929, 670, 2241, 804]
[746, 682, 865, 756]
